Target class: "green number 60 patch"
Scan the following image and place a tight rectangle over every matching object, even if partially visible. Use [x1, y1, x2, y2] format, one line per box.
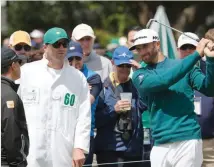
[64, 93, 75, 106]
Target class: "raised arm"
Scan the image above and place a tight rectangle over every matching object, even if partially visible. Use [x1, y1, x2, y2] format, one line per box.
[132, 39, 210, 94]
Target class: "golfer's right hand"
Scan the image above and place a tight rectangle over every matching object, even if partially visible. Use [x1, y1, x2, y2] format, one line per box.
[196, 38, 210, 57]
[204, 41, 214, 57]
[114, 100, 131, 113]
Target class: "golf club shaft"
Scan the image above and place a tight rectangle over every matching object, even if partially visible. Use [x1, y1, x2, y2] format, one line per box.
[146, 19, 200, 42]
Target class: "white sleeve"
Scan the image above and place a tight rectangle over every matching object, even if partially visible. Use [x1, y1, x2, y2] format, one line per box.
[73, 74, 91, 153]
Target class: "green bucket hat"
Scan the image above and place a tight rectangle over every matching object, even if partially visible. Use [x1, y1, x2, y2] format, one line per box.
[44, 27, 69, 44]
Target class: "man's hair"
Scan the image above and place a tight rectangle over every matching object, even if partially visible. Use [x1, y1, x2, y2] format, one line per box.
[205, 28, 214, 42]
[126, 26, 142, 37]
[1, 66, 10, 75]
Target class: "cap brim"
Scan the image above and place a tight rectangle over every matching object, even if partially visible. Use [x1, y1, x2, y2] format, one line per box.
[129, 39, 154, 51]
[66, 52, 82, 59]
[178, 40, 198, 48]
[129, 45, 136, 51]
[74, 33, 96, 40]
[48, 37, 69, 44]
[114, 60, 132, 66]
[12, 40, 32, 47]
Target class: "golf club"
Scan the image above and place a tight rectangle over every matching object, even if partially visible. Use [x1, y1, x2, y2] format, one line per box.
[146, 19, 200, 42]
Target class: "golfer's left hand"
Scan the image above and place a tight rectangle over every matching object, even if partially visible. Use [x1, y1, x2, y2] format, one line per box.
[72, 148, 85, 167]
[130, 59, 141, 69]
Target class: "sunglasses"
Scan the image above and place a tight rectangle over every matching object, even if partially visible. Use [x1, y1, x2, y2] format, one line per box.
[52, 41, 68, 49]
[180, 44, 196, 50]
[68, 56, 82, 62]
[117, 64, 132, 68]
[14, 44, 31, 51]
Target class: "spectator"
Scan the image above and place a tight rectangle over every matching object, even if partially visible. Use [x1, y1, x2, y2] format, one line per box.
[27, 49, 44, 62]
[30, 29, 44, 50]
[17, 27, 91, 167]
[201, 28, 214, 167]
[72, 23, 113, 82]
[9, 30, 32, 65]
[95, 46, 147, 167]
[177, 32, 199, 59]
[1, 48, 29, 167]
[2, 38, 10, 48]
[126, 26, 146, 77]
[67, 41, 102, 166]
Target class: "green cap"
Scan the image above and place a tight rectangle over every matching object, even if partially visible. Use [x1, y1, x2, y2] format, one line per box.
[44, 27, 69, 44]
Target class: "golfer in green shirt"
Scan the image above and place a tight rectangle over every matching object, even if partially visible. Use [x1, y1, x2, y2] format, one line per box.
[130, 29, 214, 167]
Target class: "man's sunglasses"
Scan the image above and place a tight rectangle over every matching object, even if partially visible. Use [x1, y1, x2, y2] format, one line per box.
[180, 44, 196, 50]
[117, 64, 132, 68]
[52, 41, 68, 49]
[68, 56, 82, 62]
[14, 44, 31, 51]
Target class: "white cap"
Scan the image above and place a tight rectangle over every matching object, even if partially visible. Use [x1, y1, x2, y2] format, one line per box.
[30, 29, 44, 38]
[177, 32, 199, 48]
[129, 29, 159, 50]
[119, 36, 127, 46]
[72, 23, 96, 41]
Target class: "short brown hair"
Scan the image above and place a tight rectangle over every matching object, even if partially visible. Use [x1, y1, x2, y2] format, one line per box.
[205, 28, 214, 42]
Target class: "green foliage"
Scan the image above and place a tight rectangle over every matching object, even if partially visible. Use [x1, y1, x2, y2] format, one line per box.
[3, 1, 214, 46]
[5, 1, 140, 46]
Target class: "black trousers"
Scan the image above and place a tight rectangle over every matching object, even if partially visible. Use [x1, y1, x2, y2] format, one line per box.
[84, 136, 95, 167]
[96, 151, 150, 167]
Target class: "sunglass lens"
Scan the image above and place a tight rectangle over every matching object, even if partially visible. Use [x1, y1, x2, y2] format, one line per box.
[52, 42, 60, 48]
[68, 56, 82, 62]
[118, 64, 131, 68]
[14, 45, 22, 51]
[68, 57, 74, 62]
[62, 42, 68, 48]
[53, 41, 68, 48]
[76, 57, 82, 61]
[24, 45, 31, 51]
[14, 45, 31, 51]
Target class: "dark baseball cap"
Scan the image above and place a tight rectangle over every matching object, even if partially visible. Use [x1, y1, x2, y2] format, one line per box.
[66, 41, 83, 59]
[1, 48, 21, 67]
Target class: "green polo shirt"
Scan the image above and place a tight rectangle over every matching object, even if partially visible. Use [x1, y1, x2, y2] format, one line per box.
[132, 51, 214, 145]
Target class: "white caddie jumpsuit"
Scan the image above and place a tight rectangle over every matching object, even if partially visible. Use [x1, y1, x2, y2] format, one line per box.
[18, 58, 91, 167]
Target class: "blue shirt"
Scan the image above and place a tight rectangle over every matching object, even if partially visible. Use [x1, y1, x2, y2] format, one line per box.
[81, 64, 102, 136]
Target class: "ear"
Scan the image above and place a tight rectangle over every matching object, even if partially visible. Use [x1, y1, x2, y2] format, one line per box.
[156, 41, 161, 48]
[43, 44, 47, 50]
[11, 62, 17, 71]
